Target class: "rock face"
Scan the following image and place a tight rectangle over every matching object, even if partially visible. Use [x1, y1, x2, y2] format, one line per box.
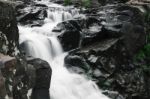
[0, 1, 19, 99]
[0, 1, 19, 56]
[55, 4, 146, 55]
[0, 53, 17, 99]
[63, 3, 149, 99]
[54, 21, 81, 51]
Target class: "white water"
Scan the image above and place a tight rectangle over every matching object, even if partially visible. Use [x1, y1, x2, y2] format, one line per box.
[19, 1, 110, 99]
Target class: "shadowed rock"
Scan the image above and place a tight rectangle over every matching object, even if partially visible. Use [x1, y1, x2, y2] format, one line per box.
[0, 53, 16, 99]
[0, 0, 19, 56]
[27, 58, 52, 99]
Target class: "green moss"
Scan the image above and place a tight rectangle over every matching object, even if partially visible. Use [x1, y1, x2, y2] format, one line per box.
[135, 34, 150, 61]
[64, 0, 71, 6]
[136, 50, 146, 60]
[82, 0, 91, 8]
[135, 34, 150, 75]
[145, 12, 150, 23]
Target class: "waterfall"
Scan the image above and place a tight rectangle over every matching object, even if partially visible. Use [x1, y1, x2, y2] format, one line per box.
[19, 1, 110, 99]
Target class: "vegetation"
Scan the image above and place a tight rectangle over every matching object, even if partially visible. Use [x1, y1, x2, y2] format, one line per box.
[136, 34, 150, 59]
[64, 0, 71, 6]
[145, 11, 150, 23]
[136, 11, 150, 61]
[135, 34, 150, 75]
[81, 0, 91, 8]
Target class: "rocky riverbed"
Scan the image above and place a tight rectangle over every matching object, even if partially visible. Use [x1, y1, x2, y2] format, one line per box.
[0, 0, 150, 99]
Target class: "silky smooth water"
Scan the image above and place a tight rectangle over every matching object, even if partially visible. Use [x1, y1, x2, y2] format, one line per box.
[19, 1, 110, 99]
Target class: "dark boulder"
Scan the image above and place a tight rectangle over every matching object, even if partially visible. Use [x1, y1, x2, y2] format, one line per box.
[53, 20, 82, 32]
[54, 20, 81, 51]
[54, 17, 104, 51]
[27, 58, 52, 89]
[58, 30, 81, 51]
[27, 58, 52, 99]
[65, 54, 90, 73]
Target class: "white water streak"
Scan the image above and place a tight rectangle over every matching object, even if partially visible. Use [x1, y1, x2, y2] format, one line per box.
[19, 1, 110, 99]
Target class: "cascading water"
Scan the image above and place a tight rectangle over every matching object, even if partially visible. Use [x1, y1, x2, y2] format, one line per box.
[19, 1, 110, 99]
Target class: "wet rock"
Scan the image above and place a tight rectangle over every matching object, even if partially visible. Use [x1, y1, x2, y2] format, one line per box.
[98, 0, 130, 5]
[54, 17, 104, 51]
[58, 29, 81, 51]
[81, 17, 103, 47]
[98, 5, 146, 56]
[103, 90, 125, 99]
[56, 4, 146, 54]
[53, 20, 81, 32]
[0, 1, 19, 56]
[27, 58, 51, 99]
[27, 58, 52, 89]
[13, 57, 36, 99]
[63, 4, 148, 99]
[16, 3, 48, 26]
[65, 54, 90, 73]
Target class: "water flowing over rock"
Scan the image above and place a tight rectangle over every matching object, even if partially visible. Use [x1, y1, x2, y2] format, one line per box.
[1, 0, 150, 99]
[18, 0, 110, 99]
